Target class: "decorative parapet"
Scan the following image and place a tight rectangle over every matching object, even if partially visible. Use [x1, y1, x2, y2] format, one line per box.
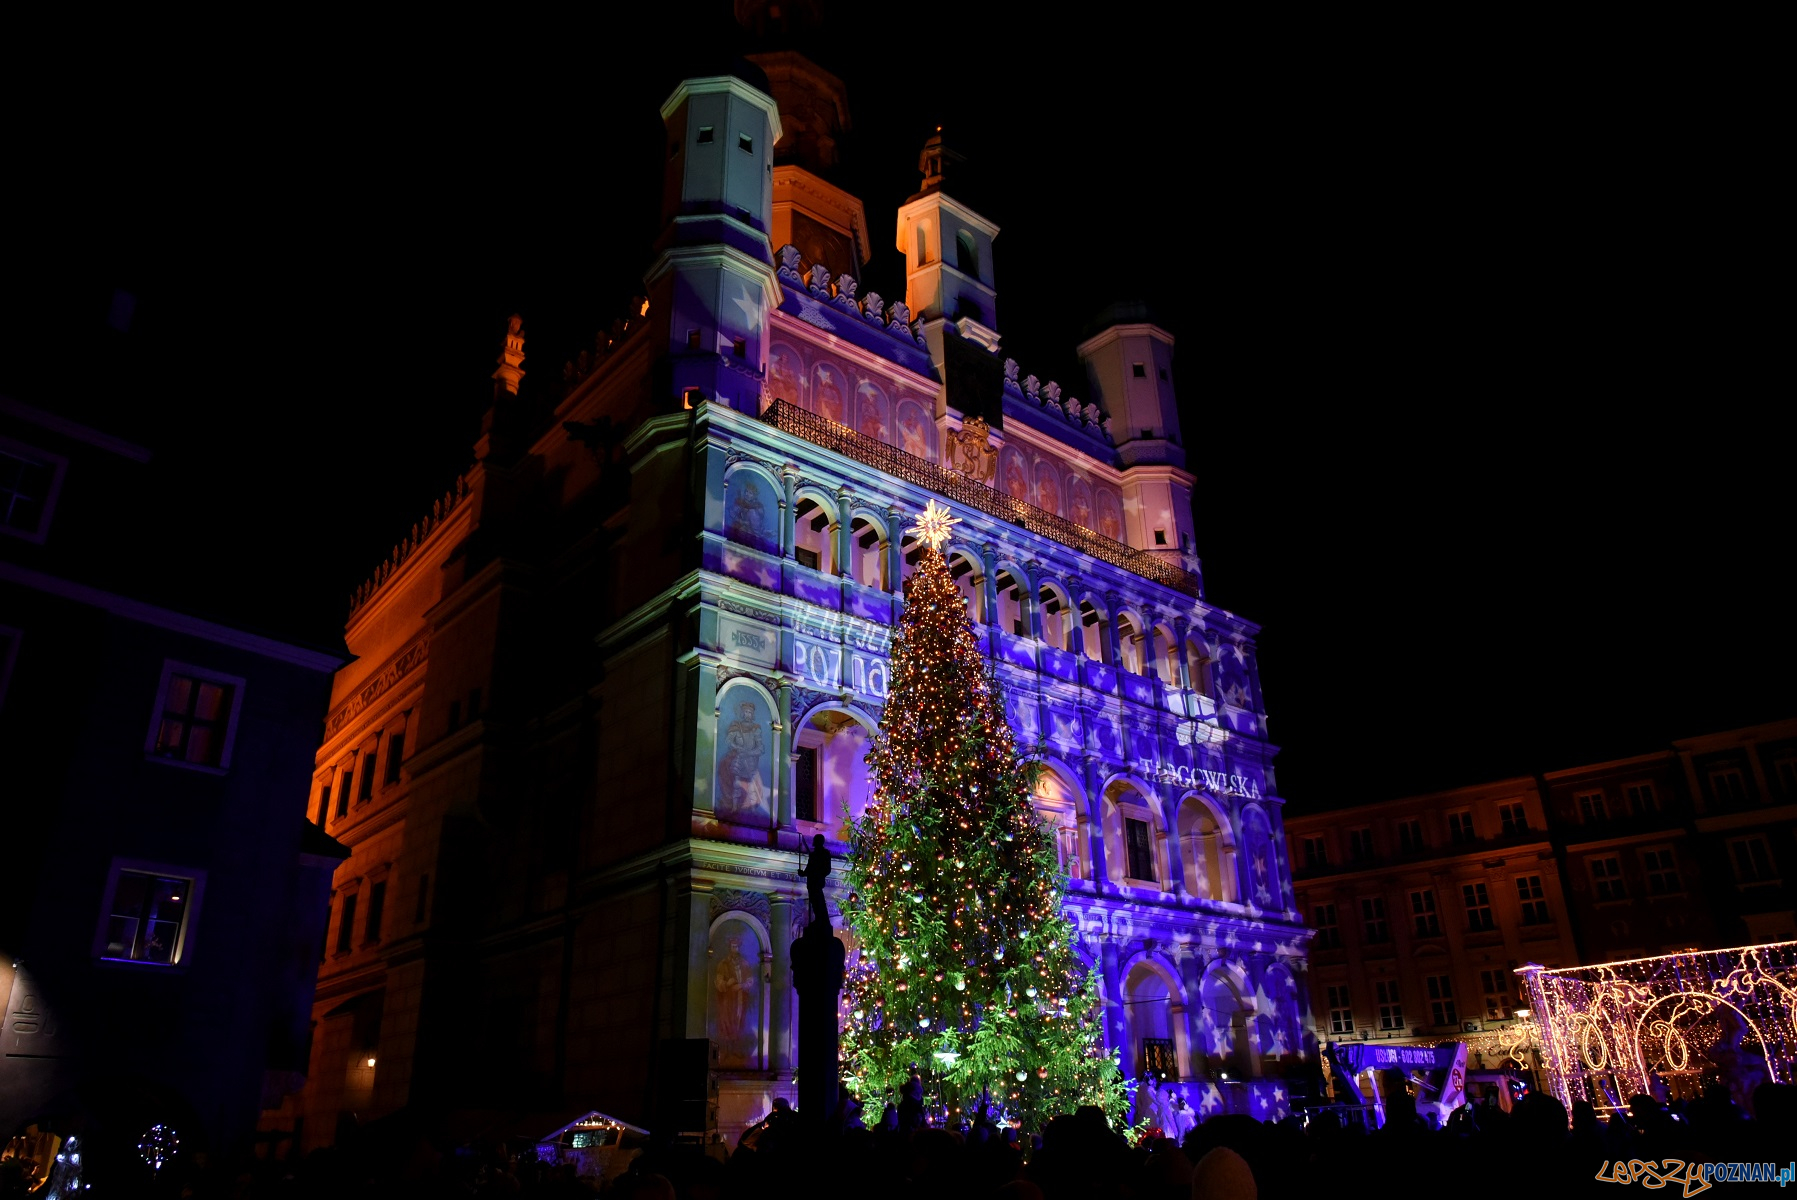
[1003, 357, 1113, 444]
[347, 474, 471, 618]
[560, 296, 652, 396]
[761, 400, 1199, 596]
[777, 245, 925, 350]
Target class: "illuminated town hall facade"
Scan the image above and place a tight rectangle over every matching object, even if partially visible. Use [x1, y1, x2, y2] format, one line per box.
[278, 56, 1310, 1146]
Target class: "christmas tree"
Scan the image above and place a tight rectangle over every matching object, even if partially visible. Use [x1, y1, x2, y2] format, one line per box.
[840, 501, 1125, 1130]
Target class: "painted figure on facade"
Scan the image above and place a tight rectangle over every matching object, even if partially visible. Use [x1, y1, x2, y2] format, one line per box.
[717, 699, 770, 820]
[1035, 463, 1061, 516]
[1069, 477, 1093, 531]
[1002, 451, 1029, 502]
[713, 927, 758, 1066]
[1096, 489, 1124, 541]
[897, 401, 932, 460]
[814, 364, 845, 424]
[769, 346, 801, 403]
[857, 384, 888, 442]
[801, 833, 831, 929]
[728, 476, 768, 544]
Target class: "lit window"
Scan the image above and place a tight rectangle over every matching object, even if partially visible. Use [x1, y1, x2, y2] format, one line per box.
[1463, 882, 1494, 931]
[1480, 970, 1510, 1020]
[1313, 904, 1340, 949]
[1425, 975, 1457, 1026]
[1, 440, 66, 542]
[1410, 889, 1439, 936]
[1360, 896, 1388, 943]
[1589, 855, 1627, 901]
[1376, 980, 1404, 1030]
[1640, 849, 1681, 895]
[146, 663, 243, 770]
[1327, 985, 1353, 1034]
[97, 864, 200, 965]
[1516, 874, 1550, 923]
[1396, 819, 1424, 852]
[1498, 803, 1527, 835]
[1447, 811, 1475, 844]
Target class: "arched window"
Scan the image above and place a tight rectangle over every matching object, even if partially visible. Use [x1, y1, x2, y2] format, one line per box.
[1199, 965, 1253, 1080]
[1186, 637, 1214, 697]
[1037, 583, 1073, 652]
[1117, 613, 1145, 675]
[793, 496, 836, 575]
[1078, 598, 1110, 664]
[848, 515, 887, 591]
[1031, 765, 1085, 880]
[916, 221, 932, 264]
[1103, 780, 1162, 889]
[1177, 795, 1235, 903]
[946, 551, 984, 622]
[955, 229, 979, 277]
[994, 568, 1028, 638]
[1151, 623, 1179, 686]
[1123, 961, 1178, 1081]
[794, 708, 875, 842]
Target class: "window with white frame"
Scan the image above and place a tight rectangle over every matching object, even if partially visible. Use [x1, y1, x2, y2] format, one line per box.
[1425, 974, 1457, 1026]
[1376, 980, 1404, 1030]
[1361, 896, 1389, 943]
[0, 438, 67, 543]
[1641, 848, 1681, 895]
[1410, 888, 1440, 936]
[1589, 855, 1627, 901]
[1314, 903, 1340, 949]
[1516, 874, 1550, 924]
[145, 662, 245, 770]
[1327, 985, 1354, 1034]
[1463, 882, 1494, 931]
[1498, 803, 1527, 835]
[1729, 835, 1776, 884]
[1123, 817, 1155, 884]
[1447, 811, 1475, 844]
[1625, 782, 1660, 814]
[1480, 969, 1511, 1020]
[95, 861, 203, 965]
[1347, 827, 1374, 862]
[1709, 768, 1749, 806]
[1576, 790, 1608, 823]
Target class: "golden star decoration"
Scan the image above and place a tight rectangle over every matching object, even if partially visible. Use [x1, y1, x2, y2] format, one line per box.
[906, 499, 961, 551]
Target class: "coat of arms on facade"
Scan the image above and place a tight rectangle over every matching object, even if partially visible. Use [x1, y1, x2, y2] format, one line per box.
[947, 417, 997, 484]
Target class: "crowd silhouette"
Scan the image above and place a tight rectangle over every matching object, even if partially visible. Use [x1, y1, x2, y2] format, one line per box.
[39, 1080, 1797, 1198]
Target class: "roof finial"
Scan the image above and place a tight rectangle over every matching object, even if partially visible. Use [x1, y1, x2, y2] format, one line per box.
[493, 313, 525, 398]
[918, 126, 946, 193]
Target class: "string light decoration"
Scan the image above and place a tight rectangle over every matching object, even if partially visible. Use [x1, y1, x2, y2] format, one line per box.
[1519, 941, 1797, 1111]
[138, 1124, 179, 1173]
[838, 526, 1126, 1131]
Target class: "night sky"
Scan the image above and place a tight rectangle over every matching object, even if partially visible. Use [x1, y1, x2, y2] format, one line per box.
[5, 6, 1786, 811]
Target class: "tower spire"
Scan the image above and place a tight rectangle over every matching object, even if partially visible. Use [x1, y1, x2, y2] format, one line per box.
[492, 313, 525, 399]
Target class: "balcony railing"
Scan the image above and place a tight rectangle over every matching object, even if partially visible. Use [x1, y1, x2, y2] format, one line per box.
[761, 400, 1202, 596]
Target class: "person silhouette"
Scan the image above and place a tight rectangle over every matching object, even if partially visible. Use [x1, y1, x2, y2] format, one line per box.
[801, 834, 830, 928]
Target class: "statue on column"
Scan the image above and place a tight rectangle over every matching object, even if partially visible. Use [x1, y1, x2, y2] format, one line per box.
[802, 833, 831, 928]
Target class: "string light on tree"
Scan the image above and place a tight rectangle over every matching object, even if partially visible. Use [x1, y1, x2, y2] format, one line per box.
[838, 505, 1125, 1131]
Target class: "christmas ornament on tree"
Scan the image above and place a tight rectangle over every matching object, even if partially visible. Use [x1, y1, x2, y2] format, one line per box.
[839, 502, 1124, 1130]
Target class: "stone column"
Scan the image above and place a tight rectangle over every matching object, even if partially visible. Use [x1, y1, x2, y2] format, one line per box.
[979, 543, 1000, 629]
[1066, 576, 1086, 659]
[1169, 1002, 1195, 1081]
[673, 879, 714, 1039]
[693, 662, 722, 815]
[781, 468, 799, 559]
[1105, 591, 1125, 671]
[791, 918, 846, 1125]
[1084, 757, 1111, 887]
[1173, 618, 1193, 692]
[1161, 788, 1186, 897]
[834, 487, 853, 578]
[1100, 939, 1126, 1069]
[774, 682, 796, 833]
[770, 894, 794, 1073]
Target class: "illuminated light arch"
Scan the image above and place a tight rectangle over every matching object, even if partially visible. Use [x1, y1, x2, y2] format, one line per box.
[1629, 991, 1778, 1083]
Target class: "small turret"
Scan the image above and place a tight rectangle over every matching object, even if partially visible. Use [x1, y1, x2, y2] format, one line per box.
[895, 129, 999, 350]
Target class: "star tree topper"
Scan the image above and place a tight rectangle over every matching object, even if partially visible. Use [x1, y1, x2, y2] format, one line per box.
[907, 499, 961, 551]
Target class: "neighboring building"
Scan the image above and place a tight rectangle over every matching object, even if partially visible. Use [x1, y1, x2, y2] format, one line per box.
[1287, 716, 1797, 1081]
[0, 395, 345, 1164]
[1541, 749, 1719, 962]
[1287, 779, 1577, 1062]
[275, 53, 1309, 1147]
[1677, 719, 1797, 947]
